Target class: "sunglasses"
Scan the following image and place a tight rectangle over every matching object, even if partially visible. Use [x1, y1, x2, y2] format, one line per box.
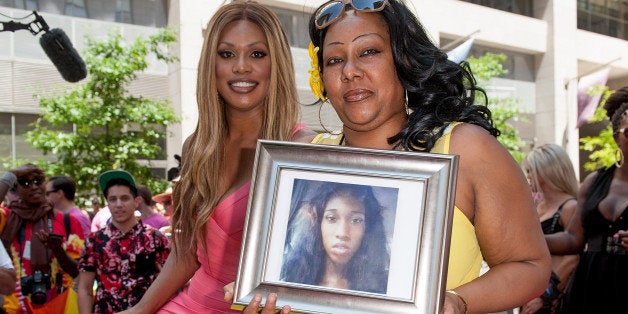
[615, 127, 628, 137]
[314, 0, 389, 29]
[17, 176, 44, 188]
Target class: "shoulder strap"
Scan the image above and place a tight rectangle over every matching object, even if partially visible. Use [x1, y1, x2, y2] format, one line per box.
[549, 198, 575, 232]
[311, 133, 344, 145]
[430, 122, 461, 154]
[63, 212, 71, 237]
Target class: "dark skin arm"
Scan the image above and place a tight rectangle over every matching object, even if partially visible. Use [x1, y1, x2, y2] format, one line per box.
[545, 173, 594, 255]
[35, 230, 79, 278]
[0, 267, 16, 295]
[0, 173, 17, 294]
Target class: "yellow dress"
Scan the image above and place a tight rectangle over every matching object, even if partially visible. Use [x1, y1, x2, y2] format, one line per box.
[311, 123, 482, 289]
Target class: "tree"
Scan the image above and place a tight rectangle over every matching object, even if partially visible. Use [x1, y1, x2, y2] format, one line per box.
[578, 86, 616, 171]
[26, 27, 180, 205]
[467, 52, 528, 162]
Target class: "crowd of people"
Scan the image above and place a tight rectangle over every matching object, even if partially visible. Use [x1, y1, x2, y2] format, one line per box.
[0, 166, 175, 314]
[0, 0, 626, 313]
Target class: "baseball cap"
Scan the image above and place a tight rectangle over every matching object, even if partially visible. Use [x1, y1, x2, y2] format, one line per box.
[98, 170, 136, 193]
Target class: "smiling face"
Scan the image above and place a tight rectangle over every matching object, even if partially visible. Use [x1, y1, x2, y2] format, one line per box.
[321, 10, 406, 138]
[320, 195, 366, 267]
[215, 19, 271, 114]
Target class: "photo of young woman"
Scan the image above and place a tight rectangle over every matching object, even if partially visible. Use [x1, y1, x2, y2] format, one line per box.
[280, 180, 396, 294]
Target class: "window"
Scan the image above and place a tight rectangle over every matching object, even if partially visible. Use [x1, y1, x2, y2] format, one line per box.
[442, 39, 535, 82]
[268, 6, 310, 49]
[115, 0, 132, 24]
[1, 0, 167, 27]
[577, 0, 628, 40]
[1, 0, 38, 10]
[459, 0, 534, 17]
[65, 0, 86, 18]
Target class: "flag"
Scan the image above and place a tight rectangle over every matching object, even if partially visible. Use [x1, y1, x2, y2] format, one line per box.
[447, 37, 475, 64]
[576, 67, 610, 128]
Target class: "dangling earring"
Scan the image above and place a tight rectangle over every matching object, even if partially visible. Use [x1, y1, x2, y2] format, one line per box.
[615, 148, 624, 167]
[318, 100, 341, 135]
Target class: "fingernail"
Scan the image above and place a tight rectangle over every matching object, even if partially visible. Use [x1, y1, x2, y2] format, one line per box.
[254, 294, 262, 302]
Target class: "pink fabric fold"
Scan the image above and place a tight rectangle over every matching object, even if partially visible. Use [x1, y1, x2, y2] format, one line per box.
[159, 182, 250, 313]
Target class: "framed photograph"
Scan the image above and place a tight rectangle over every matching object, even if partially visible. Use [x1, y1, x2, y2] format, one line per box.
[233, 140, 459, 314]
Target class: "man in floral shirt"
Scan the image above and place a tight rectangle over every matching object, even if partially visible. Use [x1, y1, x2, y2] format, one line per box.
[77, 170, 169, 314]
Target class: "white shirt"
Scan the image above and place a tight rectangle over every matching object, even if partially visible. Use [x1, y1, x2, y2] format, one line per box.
[0, 241, 12, 269]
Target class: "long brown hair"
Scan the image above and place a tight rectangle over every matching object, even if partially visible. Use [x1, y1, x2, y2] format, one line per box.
[171, 0, 299, 256]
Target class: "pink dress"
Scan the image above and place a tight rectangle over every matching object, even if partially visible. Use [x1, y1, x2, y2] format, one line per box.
[159, 124, 308, 313]
[158, 182, 250, 313]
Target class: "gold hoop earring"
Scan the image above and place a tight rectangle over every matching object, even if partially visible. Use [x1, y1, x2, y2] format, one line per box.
[318, 100, 341, 135]
[615, 148, 624, 167]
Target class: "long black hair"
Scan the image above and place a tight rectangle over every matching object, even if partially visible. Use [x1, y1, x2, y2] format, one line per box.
[309, 0, 500, 151]
[280, 182, 390, 294]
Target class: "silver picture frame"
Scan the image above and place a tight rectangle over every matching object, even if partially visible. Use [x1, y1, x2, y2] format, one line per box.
[232, 140, 459, 314]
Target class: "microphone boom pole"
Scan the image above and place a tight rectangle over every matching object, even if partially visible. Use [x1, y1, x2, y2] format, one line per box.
[0, 11, 48, 35]
[1, 11, 87, 82]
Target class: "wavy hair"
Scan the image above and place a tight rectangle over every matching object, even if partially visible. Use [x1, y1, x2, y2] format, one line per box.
[523, 143, 578, 199]
[603, 86, 628, 133]
[281, 182, 390, 294]
[172, 0, 299, 256]
[309, 0, 499, 151]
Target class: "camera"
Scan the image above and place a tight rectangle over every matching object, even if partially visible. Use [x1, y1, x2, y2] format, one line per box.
[20, 270, 51, 304]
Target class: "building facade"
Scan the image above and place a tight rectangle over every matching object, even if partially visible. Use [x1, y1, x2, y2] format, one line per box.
[1, 0, 627, 180]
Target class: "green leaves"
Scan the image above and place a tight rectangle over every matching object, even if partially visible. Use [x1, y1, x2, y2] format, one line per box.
[467, 53, 527, 163]
[578, 87, 616, 171]
[25, 27, 180, 205]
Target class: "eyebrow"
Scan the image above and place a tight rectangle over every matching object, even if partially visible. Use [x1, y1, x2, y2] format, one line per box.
[218, 41, 268, 48]
[325, 32, 385, 48]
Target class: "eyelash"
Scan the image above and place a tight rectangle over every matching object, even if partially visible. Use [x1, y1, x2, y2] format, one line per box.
[324, 215, 365, 224]
[325, 48, 381, 66]
[217, 50, 267, 59]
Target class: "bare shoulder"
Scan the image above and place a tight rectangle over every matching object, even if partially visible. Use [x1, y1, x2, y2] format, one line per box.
[292, 128, 318, 144]
[450, 123, 522, 176]
[448, 123, 531, 221]
[449, 123, 506, 157]
[579, 169, 599, 192]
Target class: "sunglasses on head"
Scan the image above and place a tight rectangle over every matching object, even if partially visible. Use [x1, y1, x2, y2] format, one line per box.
[314, 0, 389, 30]
[615, 127, 628, 137]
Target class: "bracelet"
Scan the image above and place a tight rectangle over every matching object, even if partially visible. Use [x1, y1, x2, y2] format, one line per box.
[446, 290, 468, 314]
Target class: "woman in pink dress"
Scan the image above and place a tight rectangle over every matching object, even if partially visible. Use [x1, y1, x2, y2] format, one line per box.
[119, 1, 314, 313]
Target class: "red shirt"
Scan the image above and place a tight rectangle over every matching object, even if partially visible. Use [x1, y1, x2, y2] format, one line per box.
[1, 208, 85, 313]
[79, 221, 169, 313]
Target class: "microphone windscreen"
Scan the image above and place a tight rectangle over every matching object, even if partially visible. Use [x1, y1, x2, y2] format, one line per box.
[40, 28, 87, 83]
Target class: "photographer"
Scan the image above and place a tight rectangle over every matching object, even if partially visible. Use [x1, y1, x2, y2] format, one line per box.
[0, 164, 85, 313]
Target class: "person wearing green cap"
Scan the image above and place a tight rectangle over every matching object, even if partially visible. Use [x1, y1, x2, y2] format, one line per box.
[76, 170, 170, 313]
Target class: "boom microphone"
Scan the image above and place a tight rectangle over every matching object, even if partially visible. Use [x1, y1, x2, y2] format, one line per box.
[39, 28, 87, 82]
